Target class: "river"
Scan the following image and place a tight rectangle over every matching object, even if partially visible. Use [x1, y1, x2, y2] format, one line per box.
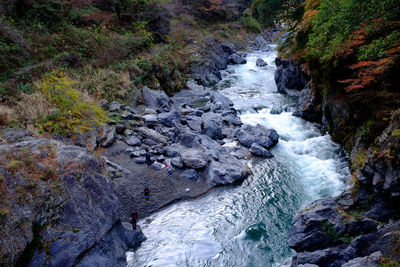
[127, 45, 350, 267]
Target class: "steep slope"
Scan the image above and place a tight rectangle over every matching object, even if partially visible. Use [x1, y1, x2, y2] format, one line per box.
[275, 0, 400, 265]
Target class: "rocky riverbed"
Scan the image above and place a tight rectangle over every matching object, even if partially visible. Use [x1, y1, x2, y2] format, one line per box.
[0, 34, 282, 266]
[97, 79, 279, 220]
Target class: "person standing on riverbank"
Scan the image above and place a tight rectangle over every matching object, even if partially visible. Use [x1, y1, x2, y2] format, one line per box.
[166, 161, 173, 176]
[145, 153, 152, 167]
[131, 210, 138, 230]
[144, 187, 150, 201]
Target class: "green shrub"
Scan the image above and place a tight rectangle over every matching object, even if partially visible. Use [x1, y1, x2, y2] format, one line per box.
[240, 16, 262, 32]
[306, 0, 400, 62]
[358, 30, 400, 60]
[36, 71, 107, 134]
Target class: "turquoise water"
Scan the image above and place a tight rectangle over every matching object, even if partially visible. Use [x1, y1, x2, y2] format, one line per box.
[127, 45, 350, 267]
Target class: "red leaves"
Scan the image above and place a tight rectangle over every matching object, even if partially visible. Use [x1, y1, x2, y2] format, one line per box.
[339, 57, 394, 92]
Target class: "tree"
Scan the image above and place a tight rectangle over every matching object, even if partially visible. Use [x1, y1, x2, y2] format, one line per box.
[251, 0, 305, 27]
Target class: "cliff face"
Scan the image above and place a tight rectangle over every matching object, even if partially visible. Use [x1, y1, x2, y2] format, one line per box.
[0, 129, 145, 266]
[274, 12, 400, 267]
[273, 2, 400, 264]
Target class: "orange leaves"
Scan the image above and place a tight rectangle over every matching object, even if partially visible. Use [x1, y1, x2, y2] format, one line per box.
[339, 57, 395, 92]
[348, 61, 378, 70]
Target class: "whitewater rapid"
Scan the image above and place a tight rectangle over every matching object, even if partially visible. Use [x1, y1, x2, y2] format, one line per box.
[127, 45, 350, 267]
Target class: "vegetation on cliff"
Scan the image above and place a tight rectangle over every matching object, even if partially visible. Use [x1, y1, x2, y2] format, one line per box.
[281, 0, 400, 155]
[0, 0, 253, 135]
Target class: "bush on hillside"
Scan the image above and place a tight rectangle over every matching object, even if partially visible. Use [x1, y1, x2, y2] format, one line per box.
[35, 71, 107, 134]
[240, 16, 262, 33]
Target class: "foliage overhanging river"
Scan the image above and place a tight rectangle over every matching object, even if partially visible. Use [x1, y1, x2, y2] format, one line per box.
[127, 45, 350, 267]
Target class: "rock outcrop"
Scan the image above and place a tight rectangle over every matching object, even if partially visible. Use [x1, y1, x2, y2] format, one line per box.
[0, 133, 145, 266]
[287, 110, 400, 266]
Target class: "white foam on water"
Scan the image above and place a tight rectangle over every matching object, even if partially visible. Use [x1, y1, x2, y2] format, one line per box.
[127, 45, 350, 267]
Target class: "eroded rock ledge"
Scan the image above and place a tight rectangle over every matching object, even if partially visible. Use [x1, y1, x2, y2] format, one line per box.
[0, 135, 145, 267]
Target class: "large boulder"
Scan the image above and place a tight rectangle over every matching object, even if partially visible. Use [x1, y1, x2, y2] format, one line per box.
[341, 251, 382, 267]
[293, 86, 322, 123]
[236, 124, 279, 149]
[274, 58, 307, 95]
[99, 126, 116, 148]
[125, 136, 141, 146]
[256, 58, 268, 67]
[0, 139, 145, 267]
[253, 35, 268, 49]
[202, 112, 224, 140]
[141, 86, 171, 111]
[288, 198, 346, 252]
[210, 92, 234, 110]
[249, 143, 273, 158]
[136, 127, 169, 145]
[206, 154, 251, 186]
[158, 109, 181, 127]
[191, 62, 222, 87]
[229, 54, 247, 64]
[181, 149, 208, 169]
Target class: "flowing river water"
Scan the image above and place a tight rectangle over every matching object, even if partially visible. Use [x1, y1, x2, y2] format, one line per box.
[127, 45, 350, 267]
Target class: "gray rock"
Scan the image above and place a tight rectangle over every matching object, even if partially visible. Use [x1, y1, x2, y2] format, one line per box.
[121, 112, 134, 120]
[124, 106, 137, 114]
[0, 139, 145, 267]
[135, 157, 146, 164]
[124, 129, 133, 136]
[99, 126, 116, 148]
[275, 58, 307, 94]
[229, 54, 247, 64]
[143, 114, 159, 125]
[210, 92, 234, 110]
[288, 197, 344, 252]
[254, 35, 268, 49]
[0, 128, 34, 143]
[143, 139, 158, 146]
[230, 147, 250, 159]
[186, 117, 202, 132]
[142, 86, 171, 111]
[256, 58, 268, 67]
[109, 101, 122, 112]
[136, 127, 168, 145]
[186, 79, 205, 91]
[144, 108, 157, 115]
[207, 154, 251, 186]
[131, 150, 146, 157]
[182, 169, 199, 181]
[202, 113, 224, 140]
[158, 109, 181, 127]
[222, 114, 242, 126]
[342, 251, 382, 267]
[164, 144, 185, 157]
[179, 131, 201, 148]
[171, 157, 183, 168]
[116, 124, 127, 134]
[125, 136, 141, 146]
[236, 124, 279, 149]
[249, 143, 273, 158]
[181, 149, 208, 169]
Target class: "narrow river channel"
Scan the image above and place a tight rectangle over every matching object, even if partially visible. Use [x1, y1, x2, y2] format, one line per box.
[127, 45, 350, 267]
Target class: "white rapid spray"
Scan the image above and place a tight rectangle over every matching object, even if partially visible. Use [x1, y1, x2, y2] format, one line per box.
[127, 45, 350, 267]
